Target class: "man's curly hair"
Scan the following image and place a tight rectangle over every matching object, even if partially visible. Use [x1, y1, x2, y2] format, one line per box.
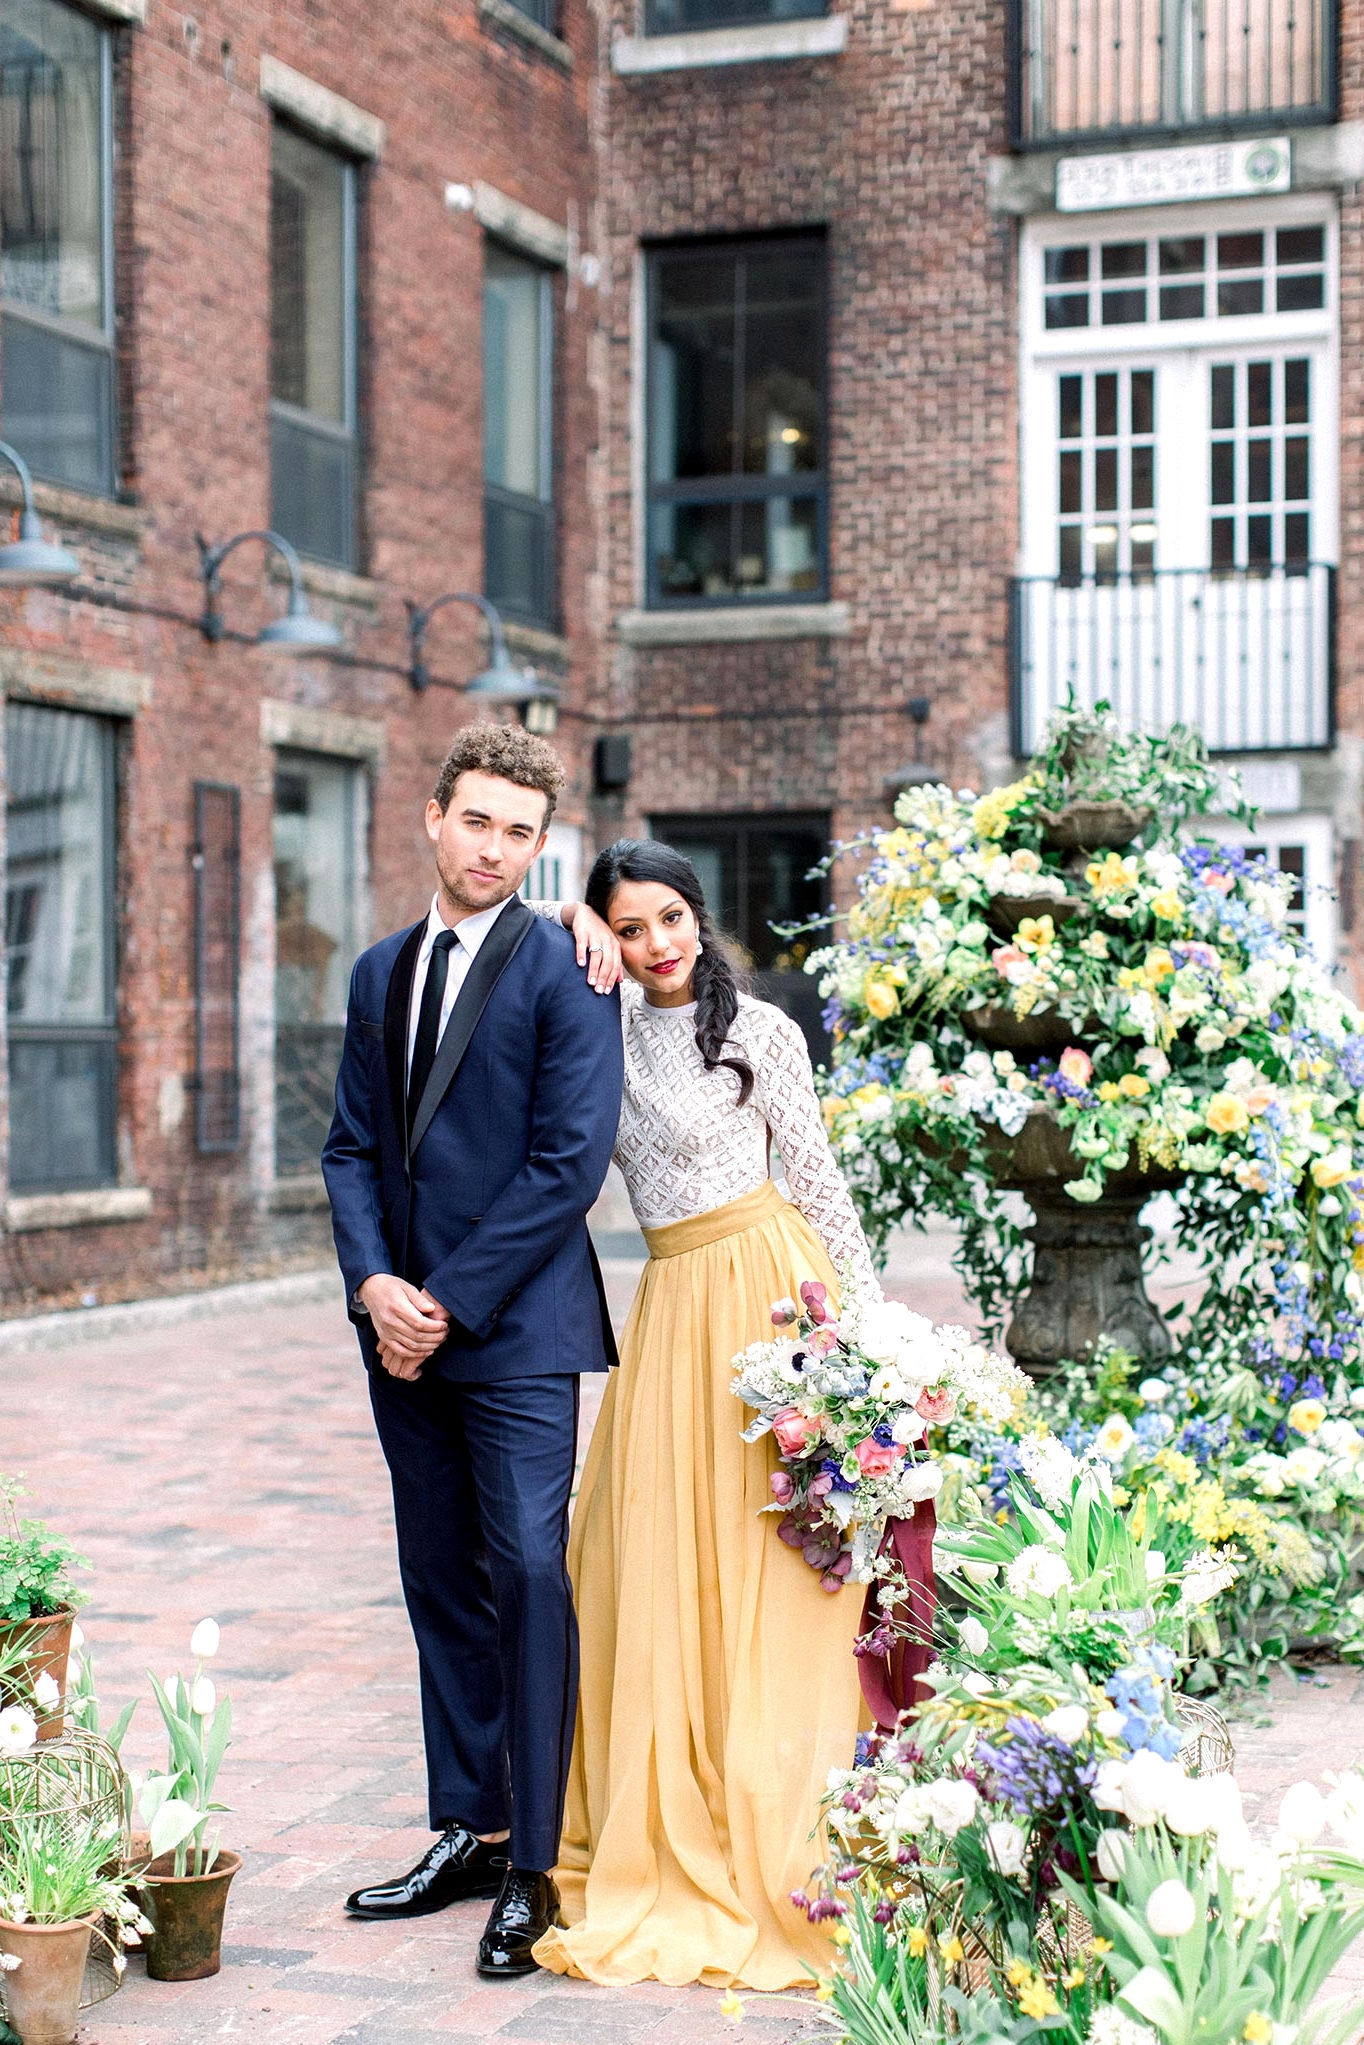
[433, 723, 565, 826]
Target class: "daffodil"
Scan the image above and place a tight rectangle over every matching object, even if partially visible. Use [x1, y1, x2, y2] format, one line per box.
[719, 1989, 744, 2021]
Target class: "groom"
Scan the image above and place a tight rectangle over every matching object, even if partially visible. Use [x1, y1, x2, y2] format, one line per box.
[322, 723, 622, 1976]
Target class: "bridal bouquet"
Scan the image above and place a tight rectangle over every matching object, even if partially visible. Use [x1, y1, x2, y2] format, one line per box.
[730, 1282, 1025, 1590]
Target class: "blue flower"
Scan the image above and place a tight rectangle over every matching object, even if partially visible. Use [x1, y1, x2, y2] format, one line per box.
[976, 1717, 1097, 1820]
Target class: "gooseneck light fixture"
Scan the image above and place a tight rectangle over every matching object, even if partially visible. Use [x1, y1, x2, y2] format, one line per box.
[406, 589, 560, 735]
[0, 442, 82, 586]
[196, 530, 343, 655]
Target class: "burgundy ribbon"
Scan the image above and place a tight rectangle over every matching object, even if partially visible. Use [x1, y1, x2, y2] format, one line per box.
[856, 1501, 937, 1732]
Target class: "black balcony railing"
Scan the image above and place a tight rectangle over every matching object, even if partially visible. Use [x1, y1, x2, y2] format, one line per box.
[1009, 563, 1335, 755]
[1009, 0, 1337, 149]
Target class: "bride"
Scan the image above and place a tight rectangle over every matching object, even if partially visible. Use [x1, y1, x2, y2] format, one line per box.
[532, 838, 881, 1990]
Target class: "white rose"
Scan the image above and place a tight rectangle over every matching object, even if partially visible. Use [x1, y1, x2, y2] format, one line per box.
[900, 1463, 944, 1502]
[959, 1617, 989, 1658]
[1095, 1828, 1129, 1882]
[1146, 1878, 1197, 1938]
[1042, 1706, 1089, 1746]
[984, 1820, 1028, 1877]
[856, 1301, 915, 1366]
[1119, 1749, 1182, 1827]
[893, 1786, 930, 1834]
[923, 1777, 979, 1838]
[1279, 1781, 1327, 1844]
[890, 1409, 927, 1445]
[1284, 1447, 1327, 1487]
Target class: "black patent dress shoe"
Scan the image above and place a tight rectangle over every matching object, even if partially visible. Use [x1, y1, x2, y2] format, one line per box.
[476, 1868, 563, 1977]
[345, 1827, 510, 1918]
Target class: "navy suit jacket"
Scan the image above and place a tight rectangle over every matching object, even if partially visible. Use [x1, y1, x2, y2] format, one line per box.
[321, 901, 623, 1382]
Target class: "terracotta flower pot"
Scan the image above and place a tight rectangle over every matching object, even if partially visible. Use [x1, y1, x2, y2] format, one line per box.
[137, 1849, 240, 1981]
[0, 1609, 74, 1742]
[0, 1914, 95, 2045]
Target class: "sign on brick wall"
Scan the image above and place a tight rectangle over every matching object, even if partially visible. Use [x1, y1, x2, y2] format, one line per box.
[1056, 136, 1291, 213]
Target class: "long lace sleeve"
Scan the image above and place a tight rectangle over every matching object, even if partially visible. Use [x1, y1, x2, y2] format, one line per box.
[748, 1007, 881, 1300]
[527, 897, 566, 923]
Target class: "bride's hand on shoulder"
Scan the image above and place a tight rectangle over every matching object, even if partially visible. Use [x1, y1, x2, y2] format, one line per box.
[563, 902, 623, 995]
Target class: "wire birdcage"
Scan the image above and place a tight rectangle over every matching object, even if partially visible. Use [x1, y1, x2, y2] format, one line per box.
[1175, 1694, 1236, 1777]
[0, 1728, 130, 2014]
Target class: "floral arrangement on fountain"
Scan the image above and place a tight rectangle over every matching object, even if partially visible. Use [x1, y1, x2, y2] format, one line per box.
[809, 704, 1364, 1386]
[722, 1462, 1364, 2045]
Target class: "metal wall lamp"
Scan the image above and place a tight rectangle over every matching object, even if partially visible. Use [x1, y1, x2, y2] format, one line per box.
[406, 590, 560, 735]
[196, 529, 343, 654]
[0, 443, 81, 586]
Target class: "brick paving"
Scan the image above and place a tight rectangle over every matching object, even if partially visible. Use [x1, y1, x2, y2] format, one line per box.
[0, 1247, 1361, 2044]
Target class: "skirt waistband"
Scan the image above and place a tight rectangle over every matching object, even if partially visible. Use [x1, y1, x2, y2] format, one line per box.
[642, 1179, 788, 1259]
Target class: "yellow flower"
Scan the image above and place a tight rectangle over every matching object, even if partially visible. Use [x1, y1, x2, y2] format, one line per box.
[906, 1923, 929, 1956]
[1118, 1073, 1152, 1099]
[1089, 1937, 1114, 1955]
[974, 777, 1037, 840]
[1018, 1980, 1061, 2020]
[1017, 915, 1056, 952]
[1206, 1094, 1250, 1136]
[1151, 889, 1184, 921]
[815, 1980, 836, 2003]
[1111, 1484, 1130, 1506]
[1086, 852, 1138, 894]
[1062, 1967, 1086, 1990]
[1098, 1081, 1121, 1103]
[1005, 1959, 1031, 1987]
[1288, 1398, 1327, 1435]
[1143, 947, 1176, 985]
[832, 1925, 852, 1948]
[720, 1989, 744, 2021]
[938, 1934, 965, 1964]
[864, 972, 900, 1021]
[1244, 2016, 1274, 2045]
[1312, 1150, 1353, 1189]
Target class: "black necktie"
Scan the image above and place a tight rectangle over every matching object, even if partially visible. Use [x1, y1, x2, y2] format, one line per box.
[407, 928, 458, 1128]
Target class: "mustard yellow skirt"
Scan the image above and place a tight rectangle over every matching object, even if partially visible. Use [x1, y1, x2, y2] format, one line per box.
[532, 1179, 864, 1989]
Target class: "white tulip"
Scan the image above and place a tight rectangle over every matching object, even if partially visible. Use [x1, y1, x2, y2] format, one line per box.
[984, 1820, 1028, 1877]
[1166, 1775, 1222, 1837]
[1213, 1822, 1255, 1873]
[190, 1619, 221, 1659]
[1043, 1705, 1090, 1746]
[961, 1560, 999, 1585]
[1278, 1781, 1327, 1845]
[1119, 1749, 1182, 1827]
[1145, 1878, 1197, 1938]
[65, 1657, 81, 1688]
[191, 1677, 216, 1717]
[1350, 1388, 1364, 1413]
[1145, 1549, 1167, 1581]
[959, 1617, 989, 1658]
[1095, 1828, 1129, 1882]
[69, 1624, 85, 1651]
[1093, 1760, 1129, 1812]
[0, 1707, 37, 1758]
[31, 1671, 60, 1709]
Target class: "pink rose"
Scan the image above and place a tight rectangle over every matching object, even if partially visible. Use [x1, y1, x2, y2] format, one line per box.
[916, 1386, 957, 1425]
[1203, 871, 1234, 894]
[1058, 1046, 1092, 1087]
[806, 1326, 840, 1358]
[854, 1436, 902, 1479]
[771, 1407, 821, 1457]
[769, 1470, 795, 1505]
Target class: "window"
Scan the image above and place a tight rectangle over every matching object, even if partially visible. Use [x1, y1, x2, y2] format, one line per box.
[0, 0, 114, 494]
[273, 752, 365, 1175]
[269, 125, 357, 568]
[483, 243, 554, 628]
[1209, 356, 1312, 573]
[646, 0, 822, 33]
[1057, 368, 1156, 581]
[5, 702, 117, 1191]
[649, 813, 829, 1053]
[647, 237, 826, 606]
[1044, 226, 1325, 330]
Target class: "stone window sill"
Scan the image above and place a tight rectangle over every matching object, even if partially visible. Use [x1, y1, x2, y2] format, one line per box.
[267, 555, 383, 609]
[615, 600, 850, 646]
[268, 1174, 332, 1214]
[505, 619, 571, 663]
[612, 13, 846, 74]
[0, 475, 149, 544]
[5, 1187, 153, 1234]
[479, 0, 574, 69]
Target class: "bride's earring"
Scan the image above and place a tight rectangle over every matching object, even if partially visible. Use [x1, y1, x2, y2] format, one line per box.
[695, 938, 704, 953]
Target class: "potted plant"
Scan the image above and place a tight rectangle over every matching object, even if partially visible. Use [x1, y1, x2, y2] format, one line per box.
[135, 1621, 238, 1981]
[0, 1813, 149, 2045]
[0, 1481, 89, 1745]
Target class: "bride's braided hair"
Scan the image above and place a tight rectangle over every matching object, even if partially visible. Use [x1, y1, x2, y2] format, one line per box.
[586, 839, 755, 1108]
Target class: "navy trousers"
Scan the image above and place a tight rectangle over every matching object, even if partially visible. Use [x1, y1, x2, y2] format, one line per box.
[366, 1358, 581, 1875]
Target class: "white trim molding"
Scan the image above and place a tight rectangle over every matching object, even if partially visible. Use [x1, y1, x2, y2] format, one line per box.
[616, 601, 851, 645]
[5, 1187, 153, 1234]
[260, 698, 386, 765]
[478, 0, 574, 69]
[259, 56, 386, 160]
[612, 13, 846, 74]
[1, 652, 151, 717]
[470, 181, 570, 267]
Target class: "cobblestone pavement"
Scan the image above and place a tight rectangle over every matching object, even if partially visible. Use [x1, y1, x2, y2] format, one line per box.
[1, 1253, 1361, 2044]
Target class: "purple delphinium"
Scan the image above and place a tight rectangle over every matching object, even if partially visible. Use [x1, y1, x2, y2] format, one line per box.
[974, 1717, 1097, 1821]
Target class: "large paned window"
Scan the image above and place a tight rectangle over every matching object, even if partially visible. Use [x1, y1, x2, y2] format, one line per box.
[5, 702, 117, 1191]
[273, 751, 364, 1176]
[650, 813, 829, 1053]
[0, 0, 114, 494]
[647, 237, 826, 606]
[483, 243, 554, 628]
[269, 124, 357, 569]
[646, 0, 822, 33]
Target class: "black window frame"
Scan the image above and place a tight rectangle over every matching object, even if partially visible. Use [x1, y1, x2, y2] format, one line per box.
[5, 700, 119, 1194]
[645, 232, 829, 610]
[0, 0, 118, 497]
[482, 237, 557, 631]
[645, 0, 825, 36]
[268, 117, 360, 571]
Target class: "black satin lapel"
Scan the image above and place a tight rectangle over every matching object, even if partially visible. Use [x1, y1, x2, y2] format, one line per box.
[384, 922, 425, 1151]
[408, 896, 534, 1159]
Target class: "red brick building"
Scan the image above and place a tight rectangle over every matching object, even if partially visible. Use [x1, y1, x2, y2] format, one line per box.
[2, 0, 1361, 1306]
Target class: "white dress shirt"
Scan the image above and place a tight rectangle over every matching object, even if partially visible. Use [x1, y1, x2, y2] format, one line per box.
[405, 891, 521, 1085]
